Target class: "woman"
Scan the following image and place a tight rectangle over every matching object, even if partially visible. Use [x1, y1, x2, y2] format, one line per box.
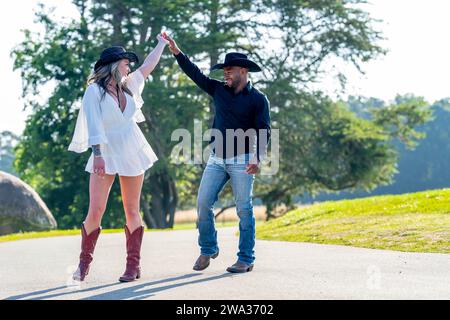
[68, 34, 169, 282]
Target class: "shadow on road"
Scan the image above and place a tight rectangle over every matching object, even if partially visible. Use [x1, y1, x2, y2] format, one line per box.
[5, 282, 123, 300]
[5, 272, 235, 300]
[5, 286, 69, 300]
[82, 272, 235, 300]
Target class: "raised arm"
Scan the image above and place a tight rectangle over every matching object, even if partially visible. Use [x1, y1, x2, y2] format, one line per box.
[163, 32, 220, 96]
[137, 33, 169, 79]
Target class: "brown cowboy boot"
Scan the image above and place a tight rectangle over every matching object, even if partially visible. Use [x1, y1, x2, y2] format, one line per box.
[226, 260, 254, 273]
[193, 250, 219, 271]
[73, 222, 101, 281]
[119, 225, 144, 282]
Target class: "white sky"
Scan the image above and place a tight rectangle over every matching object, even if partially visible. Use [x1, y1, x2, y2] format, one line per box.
[1, 0, 450, 135]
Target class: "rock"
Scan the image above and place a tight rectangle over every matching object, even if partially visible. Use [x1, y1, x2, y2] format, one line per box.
[0, 171, 57, 235]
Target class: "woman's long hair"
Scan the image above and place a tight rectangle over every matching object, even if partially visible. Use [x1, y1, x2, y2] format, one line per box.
[87, 60, 133, 100]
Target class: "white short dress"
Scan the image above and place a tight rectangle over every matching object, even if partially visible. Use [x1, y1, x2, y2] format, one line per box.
[68, 70, 158, 176]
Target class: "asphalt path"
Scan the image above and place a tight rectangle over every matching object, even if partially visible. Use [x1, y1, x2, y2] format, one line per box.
[1, 227, 449, 300]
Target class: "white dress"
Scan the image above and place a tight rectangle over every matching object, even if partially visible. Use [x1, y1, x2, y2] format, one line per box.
[68, 70, 158, 176]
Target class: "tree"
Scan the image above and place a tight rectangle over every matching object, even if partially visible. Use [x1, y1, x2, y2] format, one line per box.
[12, 0, 252, 228]
[387, 98, 450, 192]
[314, 96, 447, 201]
[210, 0, 430, 218]
[0, 131, 19, 175]
[12, 0, 429, 229]
[12, 2, 112, 228]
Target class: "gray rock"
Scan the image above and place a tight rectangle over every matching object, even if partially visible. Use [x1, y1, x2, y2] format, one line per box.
[0, 171, 57, 235]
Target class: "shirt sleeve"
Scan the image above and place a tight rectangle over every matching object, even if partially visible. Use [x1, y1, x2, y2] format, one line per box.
[125, 69, 146, 123]
[254, 94, 271, 162]
[174, 52, 221, 96]
[68, 84, 108, 153]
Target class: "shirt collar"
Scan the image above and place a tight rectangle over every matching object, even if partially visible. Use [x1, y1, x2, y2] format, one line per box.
[244, 81, 253, 94]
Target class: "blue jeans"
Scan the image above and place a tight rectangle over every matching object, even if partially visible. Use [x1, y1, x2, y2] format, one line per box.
[197, 152, 256, 265]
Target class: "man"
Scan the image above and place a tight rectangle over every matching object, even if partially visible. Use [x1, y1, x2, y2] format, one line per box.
[163, 32, 271, 273]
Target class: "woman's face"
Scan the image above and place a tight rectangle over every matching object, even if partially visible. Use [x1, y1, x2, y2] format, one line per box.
[117, 59, 131, 78]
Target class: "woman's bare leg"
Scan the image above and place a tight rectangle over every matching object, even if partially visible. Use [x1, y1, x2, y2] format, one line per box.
[84, 173, 116, 234]
[119, 174, 145, 232]
[118, 174, 145, 282]
[73, 173, 116, 281]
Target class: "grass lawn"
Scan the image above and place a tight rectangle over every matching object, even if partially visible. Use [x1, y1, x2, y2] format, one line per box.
[256, 189, 450, 254]
[0, 221, 240, 243]
[4, 189, 449, 253]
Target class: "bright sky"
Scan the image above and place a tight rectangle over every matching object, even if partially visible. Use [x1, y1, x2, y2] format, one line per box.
[1, 0, 450, 135]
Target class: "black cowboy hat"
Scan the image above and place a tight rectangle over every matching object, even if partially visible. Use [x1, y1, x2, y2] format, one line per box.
[94, 46, 139, 71]
[210, 52, 262, 72]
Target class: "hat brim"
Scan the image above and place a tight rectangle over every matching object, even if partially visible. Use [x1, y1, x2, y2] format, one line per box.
[94, 52, 139, 71]
[211, 58, 262, 72]
[118, 52, 139, 63]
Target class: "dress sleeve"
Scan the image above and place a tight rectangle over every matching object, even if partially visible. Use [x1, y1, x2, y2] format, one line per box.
[68, 84, 108, 153]
[125, 70, 146, 123]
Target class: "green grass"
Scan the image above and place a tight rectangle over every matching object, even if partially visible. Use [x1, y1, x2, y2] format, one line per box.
[0, 220, 239, 243]
[256, 189, 450, 254]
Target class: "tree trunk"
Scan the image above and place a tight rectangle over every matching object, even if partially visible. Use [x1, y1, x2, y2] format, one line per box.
[207, 0, 220, 124]
[141, 198, 157, 228]
[144, 171, 178, 229]
[109, 3, 125, 45]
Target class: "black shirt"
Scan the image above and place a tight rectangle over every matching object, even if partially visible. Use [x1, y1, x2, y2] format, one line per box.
[175, 52, 271, 160]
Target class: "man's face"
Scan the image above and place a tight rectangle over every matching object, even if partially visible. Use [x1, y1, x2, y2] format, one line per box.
[223, 66, 247, 88]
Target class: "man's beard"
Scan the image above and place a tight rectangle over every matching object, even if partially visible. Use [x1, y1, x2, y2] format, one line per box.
[227, 76, 241, 89]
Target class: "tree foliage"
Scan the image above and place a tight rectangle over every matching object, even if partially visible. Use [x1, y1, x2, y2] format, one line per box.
[12, 0, 430, 228]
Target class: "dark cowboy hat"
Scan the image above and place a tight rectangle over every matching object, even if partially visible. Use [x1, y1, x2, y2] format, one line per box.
[210, 52, 262, 72]
[94, 46, 139, 71]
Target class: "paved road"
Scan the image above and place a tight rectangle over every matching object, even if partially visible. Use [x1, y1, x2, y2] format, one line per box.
[1, 227, 449, 300]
